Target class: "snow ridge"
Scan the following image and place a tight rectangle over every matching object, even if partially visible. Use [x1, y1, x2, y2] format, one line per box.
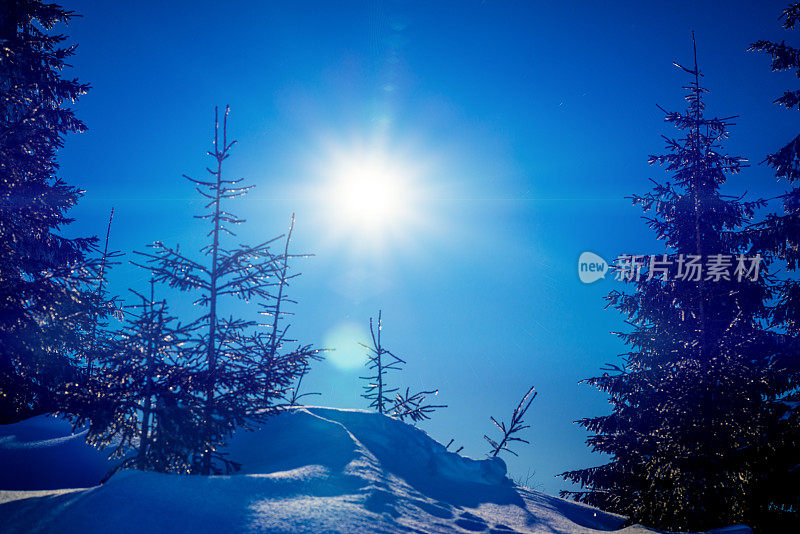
[0, 408, 749, 533]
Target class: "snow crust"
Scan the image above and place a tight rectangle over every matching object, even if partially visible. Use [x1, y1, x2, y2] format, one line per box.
[0, 407, 752, 533]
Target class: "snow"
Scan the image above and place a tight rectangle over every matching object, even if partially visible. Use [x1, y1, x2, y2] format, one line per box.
[0, 415, 117, 491]
[0, 407, 752, 533]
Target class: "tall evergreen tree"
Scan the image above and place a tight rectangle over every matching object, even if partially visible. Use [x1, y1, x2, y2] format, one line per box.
[748, 4, 800, 527]
[134, 106, 315, 475]
[749, 5, 800, 285]
[0, 1, 105, 422]
[560, 43, 786, 531]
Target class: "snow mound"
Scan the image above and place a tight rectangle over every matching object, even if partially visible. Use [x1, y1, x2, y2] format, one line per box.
[0, 415, 117, 490]
[0, 407, 752, 533]
[229, 408, 507, 488]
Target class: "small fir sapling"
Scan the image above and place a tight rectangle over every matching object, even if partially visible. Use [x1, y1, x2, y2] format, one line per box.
[484, 385, 536, 458]
[255, 214, 321, 407]
[85, 208, 124, 377]
[63, 208, 124, 428]
[360, 311, 401, 414]
[391, 387, 445, 423]
[360, 311, 445, 422]
[132, 107, 318, 474]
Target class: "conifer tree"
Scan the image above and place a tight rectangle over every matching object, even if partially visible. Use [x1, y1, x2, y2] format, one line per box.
[560, 42, 784, 531]
[361, 311, 402, 414]
[749, 5, 800, 288]
[747, 4, 800, 527]
[0, 1, 106, 422]
[255, 215, 321, 407]
[63, 207, 123, 412]
[85, 208, 123, 377]
[62, 221, 124, 433]
[484, 385, 536, 458]
[360, 311, 444, 422]
[75, 281, 194, 474]
[134, 107, 315, 475]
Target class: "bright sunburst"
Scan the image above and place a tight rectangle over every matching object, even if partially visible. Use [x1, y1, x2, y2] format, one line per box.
[333, 152, 407, 228]
[309, 138, 436, 257]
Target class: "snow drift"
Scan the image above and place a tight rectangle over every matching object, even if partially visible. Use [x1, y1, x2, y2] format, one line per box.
[0, 407, 751, 533]
[0, 415, 116, 491]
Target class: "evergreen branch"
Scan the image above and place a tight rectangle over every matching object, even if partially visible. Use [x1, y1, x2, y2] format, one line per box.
[485, 385, 537, 458]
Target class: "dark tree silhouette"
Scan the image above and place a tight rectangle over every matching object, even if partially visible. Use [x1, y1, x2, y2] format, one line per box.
[75, 281, 195, 474]
[360, 311, 403, 414]
[561, 41, 788, 532]
[134, 107, 316, 475]
[390, 387, 444, 423]
[255, 215, 321, 407]
[85, 208, 123, 378]
[747, 4, 800, 528]
[484, 385, 536, 458]
[0, 1, 111, 422]
[360, 311, 444, 422]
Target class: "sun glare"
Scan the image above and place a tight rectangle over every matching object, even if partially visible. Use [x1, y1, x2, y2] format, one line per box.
[334, 155, 406, 228]
[309, 139, 435, 257]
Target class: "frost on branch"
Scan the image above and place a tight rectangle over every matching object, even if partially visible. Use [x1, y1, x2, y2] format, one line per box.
[484, 385, 536, 458]
[360, 311, 445, 422]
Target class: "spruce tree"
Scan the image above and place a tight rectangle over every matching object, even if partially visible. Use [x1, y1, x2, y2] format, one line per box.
[561, 42, 783, 531]
[747, 4, 800, 527]
[134, 106, 315, 475]
[75, 281, 194, 474]
[484, 385, 536, 458]
[255, 215, 321, 406]
[0, 1, 105, 422]
[85, 208, 122, 377]
[360, 311, 402, 415]
[360, 311, 444, 422]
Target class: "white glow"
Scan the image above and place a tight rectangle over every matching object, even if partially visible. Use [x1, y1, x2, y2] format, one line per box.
[309, 139, 435, 257]
[333, 154, 407, 229]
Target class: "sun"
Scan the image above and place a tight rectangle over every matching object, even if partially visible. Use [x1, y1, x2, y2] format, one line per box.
[333, 153, 407, 228]
[308, 139, 433, 256]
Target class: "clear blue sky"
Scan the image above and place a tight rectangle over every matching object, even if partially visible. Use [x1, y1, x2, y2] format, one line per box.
[58, 0, 795, 494]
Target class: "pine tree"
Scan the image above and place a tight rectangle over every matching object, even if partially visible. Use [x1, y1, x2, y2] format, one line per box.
[85, 208, 123, 377]
[134, 106, 315, 475]
[75, 280, 195, 474]
[360, 311, 444, 422]
[255, 214, 321, 407]
[749, 4, 800, 284]
[0, 1, 106, 422]
[360, 311, 402, 414]
[747, 4, 800, 527]
[560, 41, 783, 531]
[64, 208, 123, 414]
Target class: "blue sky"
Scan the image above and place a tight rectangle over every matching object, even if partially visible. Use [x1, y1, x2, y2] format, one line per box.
[59, 0, 795, 494]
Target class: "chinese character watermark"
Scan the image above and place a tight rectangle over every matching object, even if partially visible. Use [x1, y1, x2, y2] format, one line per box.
[578, 252, 762, 284]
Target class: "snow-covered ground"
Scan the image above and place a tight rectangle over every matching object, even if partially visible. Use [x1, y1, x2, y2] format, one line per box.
[0, 408, 750, 533]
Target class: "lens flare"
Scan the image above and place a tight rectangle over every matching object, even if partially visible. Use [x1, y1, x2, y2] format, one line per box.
[323, 322, 369, 371]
